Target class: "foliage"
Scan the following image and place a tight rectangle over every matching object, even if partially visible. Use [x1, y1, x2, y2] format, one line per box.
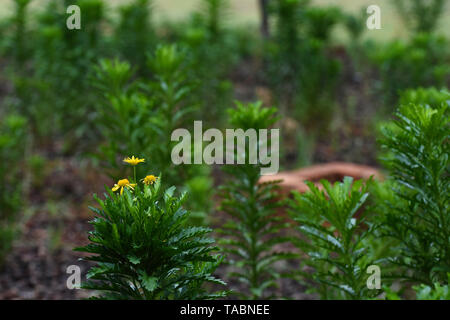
[372, 33, 450, 109]
[91, 45, 213, 224]
[379, 95, 449, 285]
[75, 168, 226, 299]
[0, 113, 27, 265]
[5, 0, 107, 146]
[288, 177, 381, 299]
[267, 0, 341, 131]
[393, 0, 447, 33]
[115, 0, 155, 69]
[92, 45, 195, 183]
[399, 87, 450, 107]
[218, 102, 294, 299]
[414, 274, 450, 300]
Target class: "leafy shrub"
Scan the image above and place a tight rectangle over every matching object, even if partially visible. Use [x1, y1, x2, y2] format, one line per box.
[219, 102, 294, 299]
[178, 0, 236, 126]
[7, 0, 107, 146]
[372, 33, 450, 109]
[393, 0, 447, 33]
[75, 161, 226, 299]
[92, 45, 195, 182]
[399, 87, 450, 107]
[0, 113, 27, 265]
[115, 0, 155, 69]
[288, 177, 380, 299]
[92, 46, 213, 224]
[414, 275, 450, 300]
[303, 6, 342, 42]
[379, 94, 449, 285]
[267, 0, 341, 132]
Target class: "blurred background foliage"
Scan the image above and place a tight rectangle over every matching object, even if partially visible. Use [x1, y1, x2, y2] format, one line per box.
[0, 0, 448, 300]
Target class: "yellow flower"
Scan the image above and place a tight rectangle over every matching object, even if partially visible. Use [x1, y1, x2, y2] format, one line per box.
[123, 156, 145, 166]
[142, 175, 158, 186]
[112, 179, 137, 195]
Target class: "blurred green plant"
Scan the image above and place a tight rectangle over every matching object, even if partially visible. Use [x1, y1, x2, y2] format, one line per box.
[267, 0, 342, 132]
[399, 87, 450, 107]
[393, 0, 447, 34]
[372, 33, 450, 109]
[7, 0, 107, 147]
[75, 172, 226, 299]
[91, 45, 213, 224]
[115, 0, 155, 70]
[414, 275, 450, 300]
[379, 93, 449, 285]
[0, 113, 27, 265]
[219, 102, 294, 299]
[288, 177, 381, 299]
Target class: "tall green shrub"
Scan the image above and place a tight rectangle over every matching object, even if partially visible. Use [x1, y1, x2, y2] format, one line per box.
[0, 113, 27, 265]
[393, 0, 447, 33]
[288, 177, 381, 299]
[379, 91, 449, 284]
[219, 102, 294, 299]
[76, 171, 226, 299]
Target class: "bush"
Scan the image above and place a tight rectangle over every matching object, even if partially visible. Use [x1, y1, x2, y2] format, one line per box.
[75, 162, 226, 299]
[393, 0, 447, 34]
[0, 113, 27, 265]
[372, 33, 450, 109]
[267, 0, 342, 132]
[379, 93, 449, 285]
[288, 177, 381, 299]
[91, 46, 213, 224]
[218, 102, 295, 299]
[115, 0, 155, 69]
[414, 275, 450, 300]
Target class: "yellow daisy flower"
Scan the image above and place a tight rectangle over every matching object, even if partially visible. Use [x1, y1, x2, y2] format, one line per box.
[112, 179, 137, 195]
[142, 175, 158, 186]
[123, 156, 145, 166]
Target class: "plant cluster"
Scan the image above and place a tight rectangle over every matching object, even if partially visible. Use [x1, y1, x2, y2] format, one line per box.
[288, 177, 380, 299]
[379, 89, 449, 285]
[76, 158, 226, 299]
[371, 33, 450, 109]
[0, 113, 27, 265]
[218, 102, 295, 299]
[393, 0, 447, 34]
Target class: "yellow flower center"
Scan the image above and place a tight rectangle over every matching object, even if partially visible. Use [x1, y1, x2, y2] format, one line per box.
[117, 179, 131, 187]
[143, 175, 158, 185]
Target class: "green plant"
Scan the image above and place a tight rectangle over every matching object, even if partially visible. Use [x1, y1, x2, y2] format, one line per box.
[393, 0, 447, 34]
[372, 33, 450, 109]
[399, 87, 450, 107]
[414, 274, 450, 300]
[267, 1, 341, 132]
[75, 168, 226, 299]
[0, 113, 27, 265]
[92, 46, 213, 224]
[219, 102, 294, 299]
[7, 0, 107, 146]
[379, 95, 449, 285]
[304, 6, 342, 42]
[92, 45, 196, 183]
[178, 0, 236, 126]
[115, 0, 155, 69]
[288, 177, 381, 299]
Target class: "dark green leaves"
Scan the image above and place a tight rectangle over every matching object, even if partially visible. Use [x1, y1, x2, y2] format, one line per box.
[219, 103, 293, 299]
[76, 180, 226, 299]
[288, 177, 379, 299]
[379, 92, 449, 285]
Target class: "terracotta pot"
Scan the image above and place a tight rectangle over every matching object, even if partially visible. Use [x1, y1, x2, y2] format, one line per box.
[259, 162, 382, 196]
